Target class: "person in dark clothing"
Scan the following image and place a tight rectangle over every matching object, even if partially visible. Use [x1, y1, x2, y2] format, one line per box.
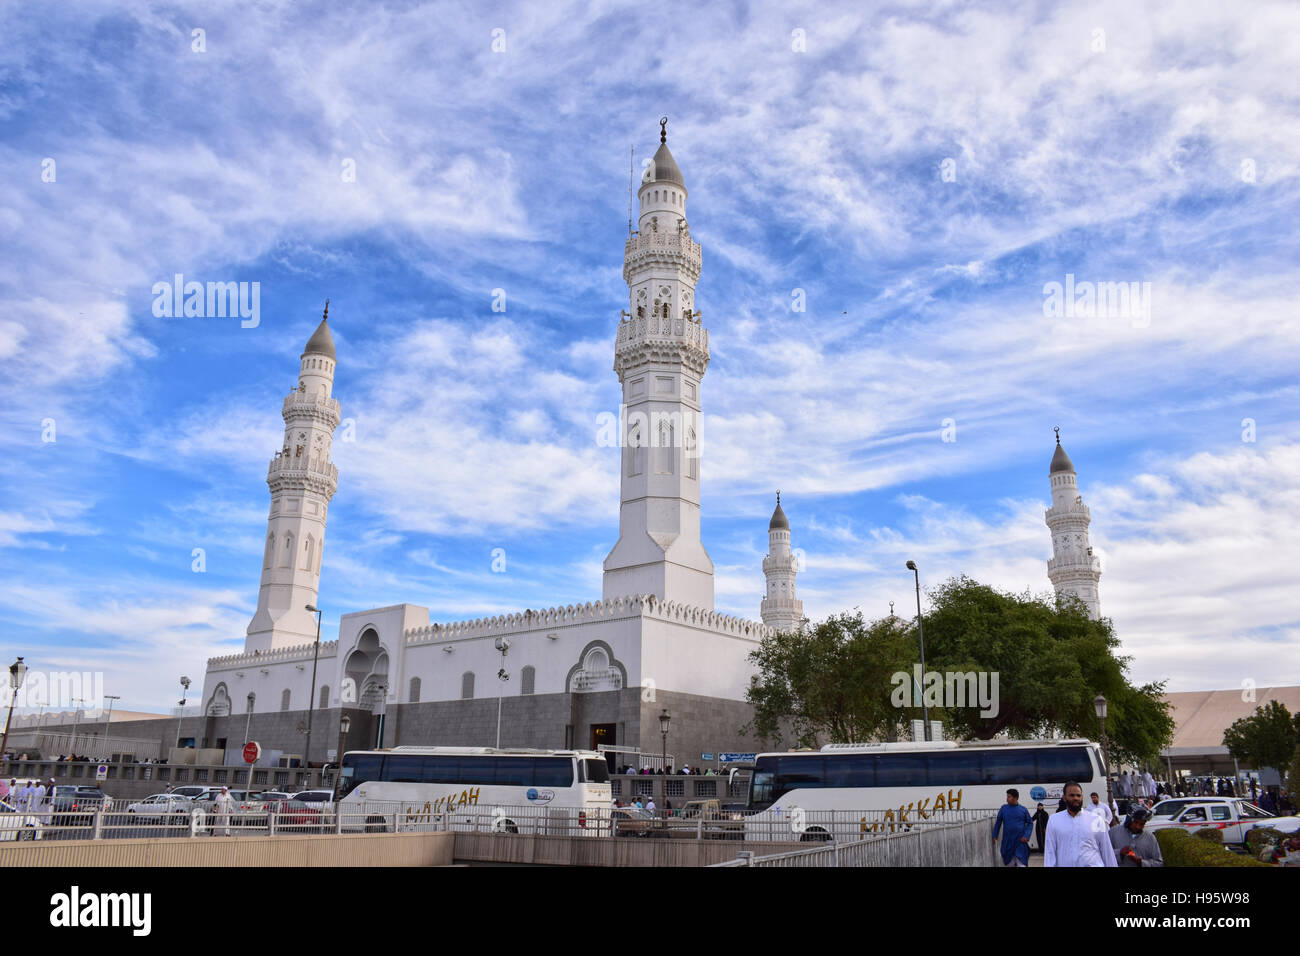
[1032, 803, 1050, 853]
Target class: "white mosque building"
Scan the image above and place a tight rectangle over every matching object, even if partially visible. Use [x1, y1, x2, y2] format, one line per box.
[188, 123, 1104, 766]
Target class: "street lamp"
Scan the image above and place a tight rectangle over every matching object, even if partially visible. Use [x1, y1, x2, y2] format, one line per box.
[71, 697, 87, 745]
[1, 657, 27, 766]
[244, 692, 256, 745]
[304, 604, 323, 783]
[494, 638, 510, 749]
[102, 694, 120, 751]
[174, 676, 191, 753]
[334, 714, 352, 801]
[905, 560, 931, 741]
[1094, 694, 1114, 821]
[659, 709, 671, 818]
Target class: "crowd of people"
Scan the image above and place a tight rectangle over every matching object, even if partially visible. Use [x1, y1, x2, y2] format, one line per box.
[617, 764, 724, 776]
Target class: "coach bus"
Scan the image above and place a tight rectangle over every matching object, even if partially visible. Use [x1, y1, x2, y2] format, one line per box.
[744, 738, 1107, 842]
[337, 746, 611, 835]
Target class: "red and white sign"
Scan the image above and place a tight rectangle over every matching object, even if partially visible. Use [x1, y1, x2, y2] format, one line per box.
[243, 742, 261, 764]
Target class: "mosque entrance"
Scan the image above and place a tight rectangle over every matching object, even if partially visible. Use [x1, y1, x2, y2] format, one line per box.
[590, 723, 616, 758]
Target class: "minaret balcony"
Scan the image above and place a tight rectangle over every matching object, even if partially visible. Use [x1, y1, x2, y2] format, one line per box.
[616, 313, 709, 351]
[267, 452, 339, 485]
[1047, 555, 1101, 575]
[282, 392, 341, 426]
[624, 230, 701, 262]
[1045, 503, 1091, 520]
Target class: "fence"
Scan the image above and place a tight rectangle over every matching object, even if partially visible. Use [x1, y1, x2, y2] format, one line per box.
[710, 815, 999, 867]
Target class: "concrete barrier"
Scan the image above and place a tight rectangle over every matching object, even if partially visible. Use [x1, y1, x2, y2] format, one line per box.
[453, 833, 808, 866]
[0, 831, 454, 867]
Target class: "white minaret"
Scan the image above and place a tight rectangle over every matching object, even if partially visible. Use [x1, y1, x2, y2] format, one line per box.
[246, 303, 341, 652]
[603, 119, 714, 609]
[761, 492, 804, 631]
[1045, 428, 1102, 619]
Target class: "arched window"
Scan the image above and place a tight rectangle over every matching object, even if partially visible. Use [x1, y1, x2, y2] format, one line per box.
[461, 672, 475, 700]
[686, 427, 698, 480]
[264, 534, 274, 569]
[280, 689, 291, 711]
[319, 685, 329, 709]
[521, 666, 535, 696]
[281, 533, 294, 567]
[302, 535, 315, 570]
[655, 422, 675, 475]
[409, 677, 421, 703]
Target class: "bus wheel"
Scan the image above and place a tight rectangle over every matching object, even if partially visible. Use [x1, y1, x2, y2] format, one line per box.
[365, 815, 387, 833]
[799, 827, 831, 843]
[19, 826, 36, 841]
[503, 820, 518, 834]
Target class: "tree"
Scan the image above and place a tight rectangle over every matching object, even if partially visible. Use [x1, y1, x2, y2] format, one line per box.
[743, 576, 1175, 765]
[1222, 700, 1297, 781]
[744, 611, 915, 749]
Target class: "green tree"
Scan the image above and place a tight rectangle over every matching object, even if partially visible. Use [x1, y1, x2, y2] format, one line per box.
[744, 611, 914, 749]
[1222, 700, 1297, 780]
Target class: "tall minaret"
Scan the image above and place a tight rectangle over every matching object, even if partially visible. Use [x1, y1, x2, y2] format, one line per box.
[761, 492, 804, 631]
[1045, 428, 1102, 619]
[246, 303, 341, 652]
[603, 119, 714, 609]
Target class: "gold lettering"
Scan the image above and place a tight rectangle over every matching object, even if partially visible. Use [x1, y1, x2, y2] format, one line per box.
[897, 804, 911, 825]
[934, 792, 946, 812]
[468, 787, 480, 806]
[883, 808, 895, 833]
[916, 797, 931, 820]
[948, 788, 962, 811]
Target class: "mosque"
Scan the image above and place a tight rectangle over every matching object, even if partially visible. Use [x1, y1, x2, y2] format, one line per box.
[186, 122, 1105, 769]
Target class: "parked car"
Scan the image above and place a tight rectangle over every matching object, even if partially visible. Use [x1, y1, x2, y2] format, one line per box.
[50, 785, 114, 811]
[125, 793, 194, 825]
[288, 789, 335, 807]
[0, 799, 43, 840]
[167, 785, 210, 799]
[49, 790, 112, 827]
[1145, 797, 1300, 846]
[611, 807, 655, 838]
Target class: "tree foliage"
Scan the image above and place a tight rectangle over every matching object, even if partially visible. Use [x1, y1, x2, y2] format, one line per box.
[744, 576, 1174, 764]
[1222, 700, 1297, 780]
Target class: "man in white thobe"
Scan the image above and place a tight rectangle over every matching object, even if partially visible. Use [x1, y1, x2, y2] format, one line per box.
[213, 786, 234, 837]
[1142, 771, 1156, 798]
[31, 781, 46, 819]
[1085, 792, 1114, 826]
[1045, 783, 1118, 867]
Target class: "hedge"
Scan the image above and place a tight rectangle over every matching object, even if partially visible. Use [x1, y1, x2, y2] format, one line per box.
[1245, 826, 1284, 858]
[1154, 828, 1271, 867]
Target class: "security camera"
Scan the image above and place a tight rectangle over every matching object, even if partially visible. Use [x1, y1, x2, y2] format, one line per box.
[180, 676, 192, 690]
[494, 638, 510, 652]
[497, 668, 509, 681]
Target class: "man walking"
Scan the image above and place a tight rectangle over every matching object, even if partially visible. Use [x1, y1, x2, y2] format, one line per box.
[213, 786, 234, 837]
[1085, 791, 1114, 827]
[1045, 782, 1117, 867]
[992, 788, 1033, 866]
[1032, 802, 1050, 853]
[1109, 805, 1164, 867]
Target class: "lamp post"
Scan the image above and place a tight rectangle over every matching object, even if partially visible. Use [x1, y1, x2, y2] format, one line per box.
[174, 676, 191, 753]
[658, 709, 671, 820]
[304, 604, 323, 783]
[1, 657, 27, 766]
[905, 560, 930, 741]
[101, 694, 120, 753]
[334, 714, 351, 801]
[244, 692, 256, 745]
[494, 638, 510, 749]
[1094, 694, 1114, 820]
[71, 697, 86, 751]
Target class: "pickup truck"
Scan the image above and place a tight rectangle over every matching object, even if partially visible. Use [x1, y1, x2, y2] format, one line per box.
[1145, 797, 1300, 846]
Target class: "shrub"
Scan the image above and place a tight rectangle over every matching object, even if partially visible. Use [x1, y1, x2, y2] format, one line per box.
[1154, 828, 1271, 867]
[1193, 827, 1223, 844]
[1245, 826, 1283, 857]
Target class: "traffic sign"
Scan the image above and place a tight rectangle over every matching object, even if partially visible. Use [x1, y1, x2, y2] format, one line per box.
[95, 764, 107, 781]
[701, 752, 715, 761]
[719, 752, 756, 763]
[243, 741, 261, 764]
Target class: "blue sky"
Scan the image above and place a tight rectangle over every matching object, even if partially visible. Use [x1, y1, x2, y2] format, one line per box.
[1, 0, 1298, 713]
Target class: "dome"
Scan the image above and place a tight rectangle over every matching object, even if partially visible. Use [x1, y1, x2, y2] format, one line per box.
[302, 316, 335, 360]
[769, 499, 789, 531]
[643, 142, 685, 187]
[1050, 442, 1075, 474]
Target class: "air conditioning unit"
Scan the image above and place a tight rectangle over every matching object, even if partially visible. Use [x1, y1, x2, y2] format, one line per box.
[277, 755, 303, 768]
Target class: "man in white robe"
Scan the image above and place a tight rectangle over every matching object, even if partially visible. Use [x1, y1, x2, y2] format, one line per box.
[1045, 782, 1118, 867]
[1085, 791, 1114, 826]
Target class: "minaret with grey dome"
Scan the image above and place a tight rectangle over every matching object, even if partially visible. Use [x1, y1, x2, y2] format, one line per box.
[1045, 428, 1102, 619]
[246, 302, 342, 652]
[603, 119, 715, 608]
[761, 492, 804, 631]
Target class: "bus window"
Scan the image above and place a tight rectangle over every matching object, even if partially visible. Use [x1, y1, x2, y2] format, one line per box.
[927, 751, 981, 786]
[494, 758, 530, 787]
[775, 756, 823, 799]
[534, 757, 574, 788]
[580, 759, 610, 784]
[750, 760, 776, 807]
[979, 750, 1038, 784]
[824, 754, 873, 788]
[421, 756, 461, 785]
[385, 755, 426, 783]
[1035, 747, 1093, 783]
[875, 753, 929, 788]
[339, 754, 383, 797]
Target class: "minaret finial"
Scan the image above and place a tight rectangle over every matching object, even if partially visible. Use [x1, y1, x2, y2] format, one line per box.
[1054, 425, 1060, 445]
[776, 489, 780, 506]
[660, 116, 668, 144]
[323, 298, 330, 322]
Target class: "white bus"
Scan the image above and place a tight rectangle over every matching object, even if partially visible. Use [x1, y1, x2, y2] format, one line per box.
[337, 746, 612, 835]
[744, 738, 1107, 842]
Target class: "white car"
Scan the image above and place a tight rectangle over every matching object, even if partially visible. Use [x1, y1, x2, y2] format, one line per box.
[126, 793, 194, 823]
[1146, 797, 1300, 845]
[0, 799, 43, 840]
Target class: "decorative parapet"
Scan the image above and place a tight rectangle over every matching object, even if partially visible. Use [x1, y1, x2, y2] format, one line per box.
[207, 639, 339, 669]
[404, 594, 771, 644]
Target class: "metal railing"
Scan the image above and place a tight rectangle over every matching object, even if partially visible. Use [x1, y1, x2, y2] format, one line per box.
[711, 815, 999, 867]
